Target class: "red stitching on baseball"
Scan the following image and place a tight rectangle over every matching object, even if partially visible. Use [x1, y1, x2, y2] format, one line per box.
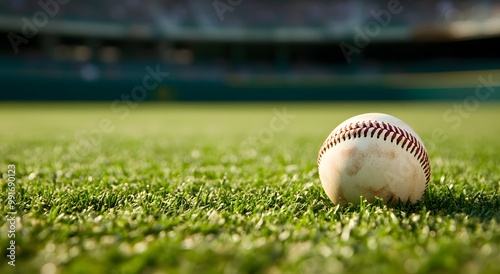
[318, 120, 431, 188]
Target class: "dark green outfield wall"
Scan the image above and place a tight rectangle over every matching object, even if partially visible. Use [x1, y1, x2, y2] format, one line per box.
[1, 76, 499, 101]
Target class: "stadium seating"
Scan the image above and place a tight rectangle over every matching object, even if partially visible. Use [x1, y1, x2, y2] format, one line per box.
[0, 0, 497, 28]
[0, 0, 499, 101]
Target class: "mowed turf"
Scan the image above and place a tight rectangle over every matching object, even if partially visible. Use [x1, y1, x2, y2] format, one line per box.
[0, 102, 499, 274]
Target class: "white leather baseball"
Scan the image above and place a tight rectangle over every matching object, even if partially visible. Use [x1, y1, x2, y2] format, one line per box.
[317, 113, 431, 205]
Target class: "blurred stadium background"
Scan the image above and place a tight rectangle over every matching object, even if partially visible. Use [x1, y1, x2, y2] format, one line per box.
[0, 0, 499, 101]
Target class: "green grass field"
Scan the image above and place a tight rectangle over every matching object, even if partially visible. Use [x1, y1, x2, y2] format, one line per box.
[0, 102, 499, 274]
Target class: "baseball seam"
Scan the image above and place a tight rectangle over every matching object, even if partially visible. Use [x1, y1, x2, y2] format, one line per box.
[317, 120, 431, 188]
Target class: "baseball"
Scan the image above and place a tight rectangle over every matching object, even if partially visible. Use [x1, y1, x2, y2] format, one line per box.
[317, 113, 431, 205]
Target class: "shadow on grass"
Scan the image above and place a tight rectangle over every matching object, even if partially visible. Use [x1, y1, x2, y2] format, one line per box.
[407, 186, 500, 222]
[316, 186, 500, 223]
